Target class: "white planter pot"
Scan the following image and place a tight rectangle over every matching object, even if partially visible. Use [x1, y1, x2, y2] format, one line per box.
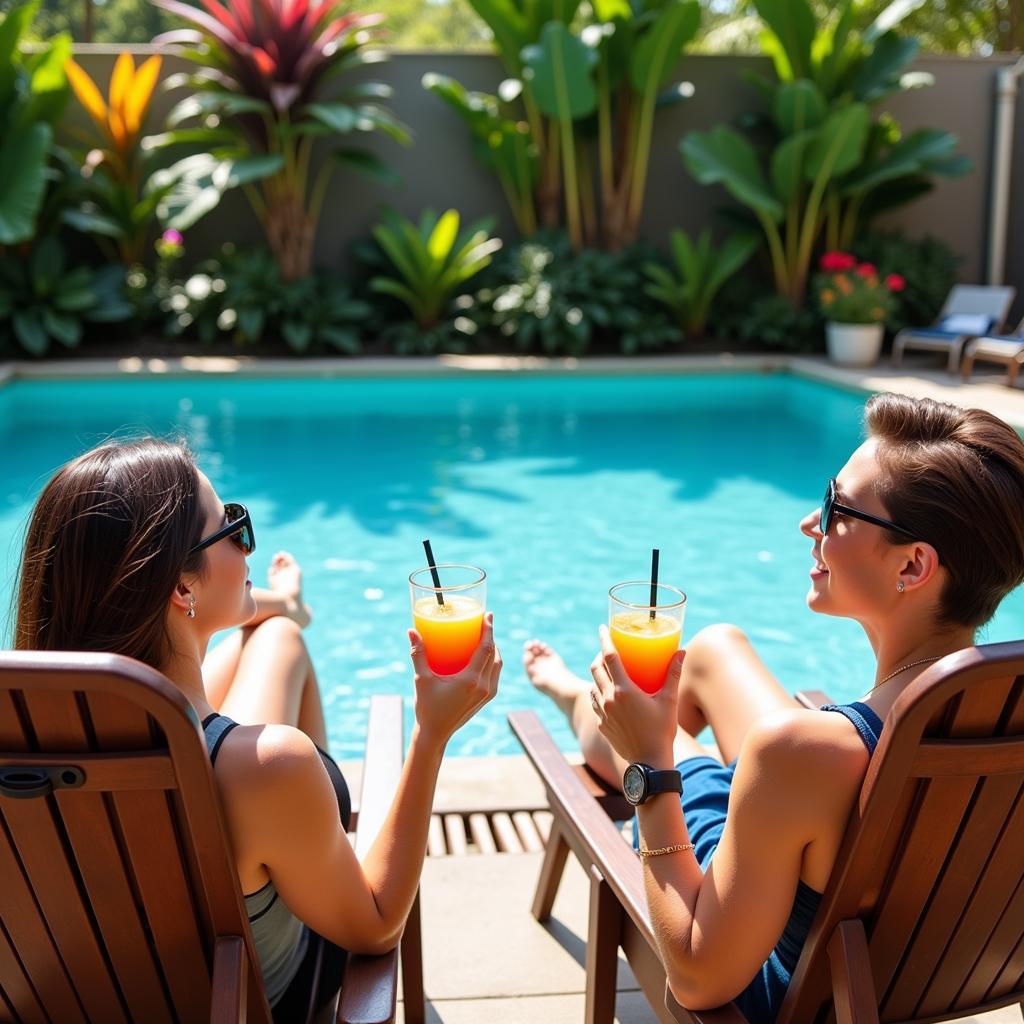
[826, 321, 884, 368]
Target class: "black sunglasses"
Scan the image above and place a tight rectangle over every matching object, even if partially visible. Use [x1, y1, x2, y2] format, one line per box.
[190, 502, 255, 556]
[821, 478, 916, 540]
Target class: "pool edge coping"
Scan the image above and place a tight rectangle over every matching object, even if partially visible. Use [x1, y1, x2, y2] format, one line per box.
[2, 353, 1023, 430]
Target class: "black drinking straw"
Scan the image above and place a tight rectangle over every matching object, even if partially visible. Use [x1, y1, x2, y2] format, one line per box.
[649, 548, 660, 621]
[423, 539, 445, 606]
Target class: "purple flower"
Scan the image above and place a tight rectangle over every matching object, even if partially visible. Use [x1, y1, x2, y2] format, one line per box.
[162, 229, 184, 246]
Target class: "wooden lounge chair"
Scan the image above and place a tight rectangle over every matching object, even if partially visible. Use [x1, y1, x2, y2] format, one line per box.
[891, 285, 1016, 373]
[510, 640, 1024, 1024]
[0, 650, 425, 1024]
[961, 319, 1024, 387]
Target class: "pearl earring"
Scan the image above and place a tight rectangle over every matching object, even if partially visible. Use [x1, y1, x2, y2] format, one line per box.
[186, 595, 196, 618]
[896, 580, 905, 593]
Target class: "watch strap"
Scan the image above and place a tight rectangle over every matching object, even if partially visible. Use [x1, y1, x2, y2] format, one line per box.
[645, 767, 683, 797]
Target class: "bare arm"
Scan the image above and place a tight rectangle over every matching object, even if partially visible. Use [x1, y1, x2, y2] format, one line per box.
[231, 616, 500, 955]
[589, 630, 865, 1008]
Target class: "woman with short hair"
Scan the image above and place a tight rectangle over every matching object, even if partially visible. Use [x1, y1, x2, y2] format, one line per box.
[524, 392, 1024, 1020]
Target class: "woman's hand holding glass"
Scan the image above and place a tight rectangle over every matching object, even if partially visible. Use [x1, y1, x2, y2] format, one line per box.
[590, 624, 684, 767]
[408, 612, 501, 747]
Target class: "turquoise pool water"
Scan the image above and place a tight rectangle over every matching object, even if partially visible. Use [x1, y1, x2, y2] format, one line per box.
[2, 373, 1023, 758]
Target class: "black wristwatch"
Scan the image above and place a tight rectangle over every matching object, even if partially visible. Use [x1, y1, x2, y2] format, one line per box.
[622, 763, 683, 806]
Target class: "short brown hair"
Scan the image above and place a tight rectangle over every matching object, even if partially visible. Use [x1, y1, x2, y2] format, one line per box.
[865, 392, 1024, 629]
[14, 438, 207, 667]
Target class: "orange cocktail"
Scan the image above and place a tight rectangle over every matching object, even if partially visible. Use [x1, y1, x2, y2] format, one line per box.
[609, 582, 686, 694]
[410, 564, 486, 676]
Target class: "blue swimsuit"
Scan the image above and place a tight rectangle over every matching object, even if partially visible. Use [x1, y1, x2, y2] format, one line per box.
[632, 701, 884, 1023]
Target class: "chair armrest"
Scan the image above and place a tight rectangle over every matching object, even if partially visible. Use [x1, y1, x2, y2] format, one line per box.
[827, 921, 879, 1024]
[337, 695, 404, 1024]
[211, 936, 247, 1024]
[795, 689, 833, 710]
[508, 711, 653, 943]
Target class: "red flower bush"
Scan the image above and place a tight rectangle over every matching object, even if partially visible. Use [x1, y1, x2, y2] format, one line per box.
[815, 253, 906, 325]
[820, 251, 857, 272]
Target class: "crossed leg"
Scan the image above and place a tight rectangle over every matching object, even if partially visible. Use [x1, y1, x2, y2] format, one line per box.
[523, 623, 801, 790]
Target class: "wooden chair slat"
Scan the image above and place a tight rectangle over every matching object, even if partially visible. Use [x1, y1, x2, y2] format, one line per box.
[0, 919, 49, 1024]
[86, 690, 212, 1022]
[882, 772, 1024, 1018]
[872, 675, 1015, 1010]
[911, 737, 1024, 776]
[869, 775, 977, 1007]
[108, 790, 212, 1021]
[27, 689, 175, 1024]
[4, 690, 129, 1023]
[0, 819, 85, 1023]
[919, 686, 1024, 1015]
[957, 873, 1024, 1006]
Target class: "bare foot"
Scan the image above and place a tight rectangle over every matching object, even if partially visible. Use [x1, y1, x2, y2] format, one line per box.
[267, 551, 313, 628]
[523, 639, 589, 720]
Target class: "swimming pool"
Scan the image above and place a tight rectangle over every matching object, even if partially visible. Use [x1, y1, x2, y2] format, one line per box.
[3, 372, 1023, 757]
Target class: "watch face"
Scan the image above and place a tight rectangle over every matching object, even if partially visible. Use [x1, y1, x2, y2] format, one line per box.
[623, 765, 646, 804]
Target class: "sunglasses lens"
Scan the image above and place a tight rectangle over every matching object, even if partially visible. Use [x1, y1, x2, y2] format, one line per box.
[821, 482, 833, 534]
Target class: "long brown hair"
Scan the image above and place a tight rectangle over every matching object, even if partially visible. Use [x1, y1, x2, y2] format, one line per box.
[866, 393, 1024, 629]
[15, 438, 207, 668]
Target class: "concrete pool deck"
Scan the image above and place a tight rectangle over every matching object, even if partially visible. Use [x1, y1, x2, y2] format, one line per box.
[5, 352, 1024, 1020]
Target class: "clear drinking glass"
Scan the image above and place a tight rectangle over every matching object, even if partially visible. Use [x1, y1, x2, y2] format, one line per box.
[608, 581, 687, 693]
[409, 564, 487, 675]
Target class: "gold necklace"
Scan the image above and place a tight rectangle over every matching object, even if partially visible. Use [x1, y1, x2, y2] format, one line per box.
[865, 655, 943, 696]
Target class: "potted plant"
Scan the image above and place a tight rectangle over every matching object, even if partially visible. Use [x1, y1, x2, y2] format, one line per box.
[815, 251, 905, 367]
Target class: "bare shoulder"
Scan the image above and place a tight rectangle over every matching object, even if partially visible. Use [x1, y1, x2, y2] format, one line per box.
[740, 707, 871, 812]
[212, 722, 323, 802]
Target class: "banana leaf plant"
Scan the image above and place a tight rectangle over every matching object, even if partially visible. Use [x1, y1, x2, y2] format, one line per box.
[63, 53, 176, 266]
[0, 1, 71, 246]
[644, 228, 758, 336]
[424, 0, 699, 251]
[369, 208, 502, 328]
[148, 0, 410, 281]
[682, 0, 966, 307]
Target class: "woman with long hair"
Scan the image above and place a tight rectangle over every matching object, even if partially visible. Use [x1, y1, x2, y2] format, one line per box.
[523, 392, 1024, 1020]
[15, 437, 501, 1020]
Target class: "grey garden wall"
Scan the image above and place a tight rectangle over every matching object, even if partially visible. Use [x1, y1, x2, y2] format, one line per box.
[68, 47, 1024, 323]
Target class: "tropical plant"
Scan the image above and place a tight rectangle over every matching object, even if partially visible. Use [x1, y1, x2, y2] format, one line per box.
[62, 52, 175, 266]
[813, 250, 905, 325]
[0, 236, 132, 355]
[148, 0, 410, 281]
[424, 0, 701, 251]
[153, 244, 371, 353]
[468, 230, 679, 355]
[643, 228, 758, 336]
[0, 1, 71, 246]
[681, 0, 967, 307]
[368, 208, 502, 329]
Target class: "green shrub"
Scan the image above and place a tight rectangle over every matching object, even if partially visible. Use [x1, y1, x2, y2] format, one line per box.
[852, 231, 960, 336]
[0, 238, 131, 356]
[154, 244, 370, 354]
[714, 276, 824, 352]
[468, 231, 680, 355]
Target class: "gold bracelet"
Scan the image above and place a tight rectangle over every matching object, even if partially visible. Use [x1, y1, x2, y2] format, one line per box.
[638, 843, 696, 859]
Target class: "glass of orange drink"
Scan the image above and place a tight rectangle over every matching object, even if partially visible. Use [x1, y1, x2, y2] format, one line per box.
[608, 581, 686, 694]
[409, 564, 487, 675]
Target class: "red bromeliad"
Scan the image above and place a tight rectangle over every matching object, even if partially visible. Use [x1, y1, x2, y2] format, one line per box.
[150, 0, 408, 280]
